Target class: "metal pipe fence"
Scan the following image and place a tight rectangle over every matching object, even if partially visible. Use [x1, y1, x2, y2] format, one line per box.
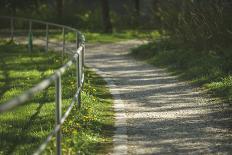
[0, 16, 85, 155]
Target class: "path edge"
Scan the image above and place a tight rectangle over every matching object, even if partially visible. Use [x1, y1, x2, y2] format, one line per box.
[87, 67, 128, 155]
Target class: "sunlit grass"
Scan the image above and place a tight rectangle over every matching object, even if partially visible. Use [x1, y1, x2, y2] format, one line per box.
[0, 41, 114, 154]
[0, 41, 62, 154]
[60, 69, 114, 154]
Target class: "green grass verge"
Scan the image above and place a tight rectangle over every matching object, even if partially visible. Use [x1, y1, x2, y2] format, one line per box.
[0, 41, 114, 154]
[131, 39, 232, 103]
[60, 69, 114, 154]
[52, 30, 160, 43]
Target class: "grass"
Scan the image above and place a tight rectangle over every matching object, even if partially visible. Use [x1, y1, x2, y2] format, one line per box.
[0, 41, 114, 154]
[60, 69, 114, 154]
[52, 30, 160, 43]
[131, 39, 232, 103]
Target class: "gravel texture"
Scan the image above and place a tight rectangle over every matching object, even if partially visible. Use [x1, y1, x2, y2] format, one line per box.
[85, 40, 232, 155]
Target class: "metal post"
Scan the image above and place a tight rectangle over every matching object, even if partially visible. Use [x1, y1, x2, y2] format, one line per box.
[76, 32, 81, 108]
[10, 18, 14, 41]
[82, 46, 85, 74]
[76, 31, 80, 50]
[28, 21, 33, 52]
[55, 76, 62, 155]
[45, 24, 48, 52]
[62, 28, 65, 63]
[76, 55, 81, 108]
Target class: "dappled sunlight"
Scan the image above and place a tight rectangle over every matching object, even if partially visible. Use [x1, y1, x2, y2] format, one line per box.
[86, 41, 232, 154]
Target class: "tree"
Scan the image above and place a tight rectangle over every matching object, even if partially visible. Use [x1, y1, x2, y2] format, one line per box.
[134, 0, 140, 27]
[0, 0, 37, 16]
[134, 0, 140, 17]
[56, 0, 64, 18]
[101, 0, 112, 33]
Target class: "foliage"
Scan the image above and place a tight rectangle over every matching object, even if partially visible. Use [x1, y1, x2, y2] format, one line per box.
[0, 0, 153, 31]
[152, 0, 232, 53]
[0, 42, 114, 154]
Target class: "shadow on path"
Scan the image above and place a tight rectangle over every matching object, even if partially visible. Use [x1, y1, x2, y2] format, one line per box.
[85, 40, 232, 154]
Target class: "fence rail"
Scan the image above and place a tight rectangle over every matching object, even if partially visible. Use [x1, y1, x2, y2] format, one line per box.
[0, 16, 85, 155]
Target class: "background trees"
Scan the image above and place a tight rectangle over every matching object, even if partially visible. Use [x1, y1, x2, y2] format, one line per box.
[0, 0, 155, 32]
[152, 0, 232, 53]
[0, 0, 231, 46]
[56, 0, 64, 18]
[101, 0, 112, 33]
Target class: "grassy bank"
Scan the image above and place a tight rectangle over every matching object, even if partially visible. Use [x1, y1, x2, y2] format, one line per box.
[131, 39, 232, 103]
[60, 69, 114, 154]
[0, 41, 114, 154]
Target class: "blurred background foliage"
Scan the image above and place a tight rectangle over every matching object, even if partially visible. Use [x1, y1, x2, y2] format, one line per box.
[0, 0, 231, 59]
[153, 0, 232, 54]
[0, 0, 155, 32]
[0, 0, 231, 61]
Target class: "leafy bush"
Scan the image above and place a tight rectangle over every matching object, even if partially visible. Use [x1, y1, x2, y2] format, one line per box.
[152, 0, 232, 53]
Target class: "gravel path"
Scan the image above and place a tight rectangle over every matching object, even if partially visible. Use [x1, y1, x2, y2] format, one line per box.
[85, 40, 232, 155]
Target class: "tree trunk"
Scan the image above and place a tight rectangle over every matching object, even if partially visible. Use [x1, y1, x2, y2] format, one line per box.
[11, 2, 17, 16]
[134, 0, 140, 27]
[56, 0, 64, 18]
[135, 0, 140, 17]
[101, 0, 112, 33]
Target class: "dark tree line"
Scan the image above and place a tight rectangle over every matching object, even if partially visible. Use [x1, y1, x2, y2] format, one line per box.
[100, 0, 140, 33]
[152, 0, 232, 52]
[0, 0, 143, 32]
[6, 0, 231, 41]
[0, 0, 38, 15]
[101, 0, 112, 33]
[56, 0, 64, 18]
[149, 0, 232, 74]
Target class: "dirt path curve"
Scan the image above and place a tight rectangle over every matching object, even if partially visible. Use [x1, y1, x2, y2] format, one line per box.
[85, 40, 232, 155]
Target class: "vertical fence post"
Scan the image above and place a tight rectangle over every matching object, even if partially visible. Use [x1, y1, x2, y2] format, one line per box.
[76, 31, 80, 49]
[76, 31, 81, 108]
[45, 24, 48, 52]
[28, 21, 33, 52]
[62, 28, 65, 63]
[81, 35, 85, 87]
[10, 17, 14, 41]
[76, 54, 81, 108]
[55, 75, 62, 155]
[82, 45, 85, 75]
